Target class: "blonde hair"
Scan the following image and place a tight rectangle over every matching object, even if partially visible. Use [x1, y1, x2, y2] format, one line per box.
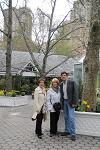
[51, 78, 59, 86]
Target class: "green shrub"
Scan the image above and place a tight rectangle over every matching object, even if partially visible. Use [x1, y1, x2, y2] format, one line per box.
[96, 99, 100, 113]
[15, 91, 20, 95]
[32, 84, 37, 91]
[96, 88, 100, 98]
[11, 93, 16, 97]
[0, 79, 6, 90]
[20, 84, 30, 94]
[13, 75, 22, 90]
[6, 90, 16, 97]
[20, 92, 25, 96]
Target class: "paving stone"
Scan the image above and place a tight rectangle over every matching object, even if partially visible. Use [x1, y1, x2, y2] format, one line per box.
[29, 148, 39, 150]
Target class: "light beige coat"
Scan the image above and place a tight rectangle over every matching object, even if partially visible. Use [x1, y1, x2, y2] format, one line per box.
[32, 86, 47, 120]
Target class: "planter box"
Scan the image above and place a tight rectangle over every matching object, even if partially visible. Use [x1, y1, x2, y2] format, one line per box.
[0, 95, 30, 106]
[75, 111, 100, 137]
[58, 111, 100, 137]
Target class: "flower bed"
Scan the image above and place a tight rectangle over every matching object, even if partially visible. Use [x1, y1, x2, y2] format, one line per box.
[0, 90, 26, 97]
[76, 99, 100, 113]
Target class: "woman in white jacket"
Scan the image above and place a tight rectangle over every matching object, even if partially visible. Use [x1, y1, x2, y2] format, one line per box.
[32, 78, 47, 139]
[47, 78, 61, 137]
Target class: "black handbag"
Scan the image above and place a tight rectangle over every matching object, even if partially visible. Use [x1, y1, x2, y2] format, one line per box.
[50, 95, 61, 112]
[53, 102, 61, 112]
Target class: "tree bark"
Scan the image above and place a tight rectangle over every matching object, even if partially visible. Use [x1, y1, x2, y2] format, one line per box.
[82, 0, 100, 111]
[6, 0, 12, 90]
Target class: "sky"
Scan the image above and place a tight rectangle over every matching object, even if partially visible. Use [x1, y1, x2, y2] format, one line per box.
[12, 0, 75, 21]
[0, 0, 75, 38]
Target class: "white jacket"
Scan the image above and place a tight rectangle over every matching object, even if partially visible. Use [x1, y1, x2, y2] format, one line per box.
[47, 88, 60, 112]
[32, 86, 47, 120]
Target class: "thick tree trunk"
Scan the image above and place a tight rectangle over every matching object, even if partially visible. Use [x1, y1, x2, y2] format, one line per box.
[83, 43, 99, 111]
[82, 0, 100, 111]
[6, 0, 12, 90]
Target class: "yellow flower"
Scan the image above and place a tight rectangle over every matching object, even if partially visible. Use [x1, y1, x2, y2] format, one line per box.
[87, 105, 90, 108]
[0, 90, 4, 96]
[82, 100, 87, 105]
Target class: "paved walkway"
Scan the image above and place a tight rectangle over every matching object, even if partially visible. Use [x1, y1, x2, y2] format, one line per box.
[0, 97, 100, 150]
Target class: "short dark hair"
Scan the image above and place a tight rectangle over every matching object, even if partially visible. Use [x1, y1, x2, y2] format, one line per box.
[61, 71, 69, 76]
[38, 78, 45, 84]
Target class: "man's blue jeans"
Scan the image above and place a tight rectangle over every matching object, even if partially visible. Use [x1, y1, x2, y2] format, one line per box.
[64, 100, 75, 135]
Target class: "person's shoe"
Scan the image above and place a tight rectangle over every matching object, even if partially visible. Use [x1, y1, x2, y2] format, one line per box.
[50, 134, 53, 137]
[56, 132, 60, 135]
[71, 135, 76, 141]
[37, 135, 42, 139]
[31, 118, 36, 121]
[36, 132, 43, 136]
[50, 133, 56, 137]
[61, 132, 70, 136]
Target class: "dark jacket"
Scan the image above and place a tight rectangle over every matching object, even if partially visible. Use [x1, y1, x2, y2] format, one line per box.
[60, 80, 78, 108]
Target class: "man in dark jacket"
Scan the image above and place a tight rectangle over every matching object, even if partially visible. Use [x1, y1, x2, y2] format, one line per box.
[60, 71, 78, 141]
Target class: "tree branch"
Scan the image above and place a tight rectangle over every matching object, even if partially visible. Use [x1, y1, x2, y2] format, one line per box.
[12, 8, 42, 75]
[37, 8, 50, 19]
[45, 56, 69, 75]
[50, 10, 73, 38]
[0, 2, 8, 29]
[42, 0, 57, 72]
[45, 45, 82, 76]
[49, 26, 84, 51]
[0, 29, 8, 36]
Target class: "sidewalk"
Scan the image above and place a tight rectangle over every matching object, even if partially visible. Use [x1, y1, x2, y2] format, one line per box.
[0, 97, 100, 150]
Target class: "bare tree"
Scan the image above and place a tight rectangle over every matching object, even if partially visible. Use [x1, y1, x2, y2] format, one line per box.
[13, 0, 83, 78]
[0, 0, 84, 88]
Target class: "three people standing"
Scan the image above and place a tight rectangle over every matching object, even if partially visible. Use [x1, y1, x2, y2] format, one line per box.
[33, 72, 78, 141]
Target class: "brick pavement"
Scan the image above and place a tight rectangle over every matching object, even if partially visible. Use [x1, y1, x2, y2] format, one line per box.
[0, 98, 100, 150]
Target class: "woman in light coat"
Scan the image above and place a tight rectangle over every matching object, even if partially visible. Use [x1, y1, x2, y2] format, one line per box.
[32, 78, 47, 139]
[47, 78, 61, 137]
